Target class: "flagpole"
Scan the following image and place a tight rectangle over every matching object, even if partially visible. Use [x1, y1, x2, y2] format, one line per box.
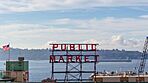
[9, 48, 10, 61]
[8, 43, 10, 61]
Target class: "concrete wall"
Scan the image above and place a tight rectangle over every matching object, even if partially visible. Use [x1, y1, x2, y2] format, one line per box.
[4, 71, 29, 82]
[128, 77, 136, 82]
[103, 77, 120, 82]
[144, 77, 148, 82]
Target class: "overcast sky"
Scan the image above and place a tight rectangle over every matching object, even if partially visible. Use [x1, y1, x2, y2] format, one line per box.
[0, 0, 148, 51]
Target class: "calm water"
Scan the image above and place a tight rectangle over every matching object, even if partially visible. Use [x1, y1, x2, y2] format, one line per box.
[0, 60, 148, 82]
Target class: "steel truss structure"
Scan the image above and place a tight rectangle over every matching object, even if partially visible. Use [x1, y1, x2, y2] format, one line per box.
[138, 37, 148, 74]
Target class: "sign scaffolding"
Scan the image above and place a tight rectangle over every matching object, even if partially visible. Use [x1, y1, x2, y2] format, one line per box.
[50, 44, 99, 82]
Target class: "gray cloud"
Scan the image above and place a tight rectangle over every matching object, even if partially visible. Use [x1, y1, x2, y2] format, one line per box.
[139, 15, 148, 19]
[0, 17, 147, 50]
[111, 35, 141, 47]
[0, 0, 148, 13]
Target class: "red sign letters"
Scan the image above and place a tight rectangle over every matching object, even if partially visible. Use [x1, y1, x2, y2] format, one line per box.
[50, 44, 99, 63]
[52, 44, 97, 51]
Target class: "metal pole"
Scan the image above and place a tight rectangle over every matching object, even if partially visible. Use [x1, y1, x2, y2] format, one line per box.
[94, 44, 97, 83]
[64, 46, 68, 82]
[51, 49, 54, 80]
[80, 46, 82, 83]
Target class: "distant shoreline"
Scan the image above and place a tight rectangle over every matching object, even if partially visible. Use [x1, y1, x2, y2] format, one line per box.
[99, 59, 132, 62]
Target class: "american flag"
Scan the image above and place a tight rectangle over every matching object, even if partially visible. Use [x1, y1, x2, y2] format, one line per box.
[3, 44, 10, 51]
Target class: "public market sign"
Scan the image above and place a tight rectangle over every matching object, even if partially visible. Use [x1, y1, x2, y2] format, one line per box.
[49, 44, 99, 63]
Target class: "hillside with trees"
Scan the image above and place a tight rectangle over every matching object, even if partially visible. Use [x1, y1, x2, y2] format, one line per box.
[0, 48, 142, 60]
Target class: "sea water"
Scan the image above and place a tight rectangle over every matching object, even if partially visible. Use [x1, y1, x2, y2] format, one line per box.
[0, 60, 147, 82]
